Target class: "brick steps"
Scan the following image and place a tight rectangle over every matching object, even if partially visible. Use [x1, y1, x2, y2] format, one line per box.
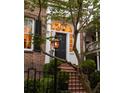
[58, 63, 87, 93]
[68, 83, 82, 86]
[61, 69, 77, 72]
[71, 91, 87, 93]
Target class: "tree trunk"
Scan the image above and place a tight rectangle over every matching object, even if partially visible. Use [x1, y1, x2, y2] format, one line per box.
[77, 68, 92, 93]
[73, 31, 81, 64]
[73, 30, 92, 93]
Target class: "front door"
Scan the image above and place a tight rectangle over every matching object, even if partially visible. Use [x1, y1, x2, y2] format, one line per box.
[55, 33, 66, 59]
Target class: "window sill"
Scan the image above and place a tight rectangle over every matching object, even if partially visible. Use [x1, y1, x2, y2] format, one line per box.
[24, 48, 33, 53]
[24, 50, 33, 53]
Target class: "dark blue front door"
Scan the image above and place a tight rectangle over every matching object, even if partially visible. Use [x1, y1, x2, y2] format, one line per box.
[55, 33, 66, 59]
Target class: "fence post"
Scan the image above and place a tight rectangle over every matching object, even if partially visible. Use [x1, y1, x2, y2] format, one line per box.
[26, 69, 30, 93]
[33, 68, 36, 93]
[54, 58, 57, 93]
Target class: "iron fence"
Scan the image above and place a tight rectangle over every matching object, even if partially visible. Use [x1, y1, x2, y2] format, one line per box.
[24, 62, 86, 93]
[24, 66, 86, 93]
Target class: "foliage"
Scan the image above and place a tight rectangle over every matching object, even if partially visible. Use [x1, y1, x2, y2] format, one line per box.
[86, 16, 100, 33]
[24, 71, 69, 93]
[24, 77, 54, 93]
[43, 60, 69, 90]
[43, 59, 63, 74]
[25, 0, 99, 27]
[57, 71, 69, 90]
[33, 35, 45, 47]
[79, 59, 96, 74]
[89, 71, 100, 89]
[43, 61, 70, 92]
[79, 59, 100, 91]
[24, 0, 48, 10]
[24, 80, 42, 93]
[40, 77, 54, 93]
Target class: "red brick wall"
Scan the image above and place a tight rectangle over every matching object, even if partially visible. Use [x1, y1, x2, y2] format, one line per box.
[24, 52, 45, 71]
[24, 8, 47, 71]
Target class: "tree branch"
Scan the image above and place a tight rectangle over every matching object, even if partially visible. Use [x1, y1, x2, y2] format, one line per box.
[76, 0, 83, 27]
[85, 48, 100, 55]
[68, 0, 76, 29]
[78, 9, 93, 32]
[38, 0, 42, 20]
[41, 48, 67, 62]
[77, 68, 92, 93]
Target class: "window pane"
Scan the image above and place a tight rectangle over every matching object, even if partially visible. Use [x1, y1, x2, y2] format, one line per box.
[24, 18, 33, 49]
[24, 34, 32, 48]
[69, 34, 74, 52]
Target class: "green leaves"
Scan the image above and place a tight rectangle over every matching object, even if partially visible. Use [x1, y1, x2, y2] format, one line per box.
[86, 15, 100, 33]
[24, 0, 48, 10]
[25, 0, 99, 30]
[33, 34, 45, 46]
[79, 59, 96, 74]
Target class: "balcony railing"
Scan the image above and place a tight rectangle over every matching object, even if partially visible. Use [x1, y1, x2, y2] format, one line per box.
[86, 41, 100, 54]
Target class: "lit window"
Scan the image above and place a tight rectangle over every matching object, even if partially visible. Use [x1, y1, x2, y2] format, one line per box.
[24, 18, 34, 51]
[69, 34, 74, 52]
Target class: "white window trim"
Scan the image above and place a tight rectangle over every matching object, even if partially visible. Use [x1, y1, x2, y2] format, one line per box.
[24, 18, 35, 51]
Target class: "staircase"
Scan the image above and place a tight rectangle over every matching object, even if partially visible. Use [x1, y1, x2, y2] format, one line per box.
[58, 63, 87, 93]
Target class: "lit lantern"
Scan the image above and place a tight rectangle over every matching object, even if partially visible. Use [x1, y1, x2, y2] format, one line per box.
[51, 38, 60, 49]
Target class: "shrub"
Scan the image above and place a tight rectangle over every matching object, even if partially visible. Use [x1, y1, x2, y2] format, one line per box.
[79, 59, 100, 90]
[57, 71, 69, 90]
[89, 71, 100, 89]
[40, 77, 54, 93]
[79, 59, 96, 74]
[24, 77, 54, 93]
[43, 59, 63, 75]
[24, 80, 42, 93]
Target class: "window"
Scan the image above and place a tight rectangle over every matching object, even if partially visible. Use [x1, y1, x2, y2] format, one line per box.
[24, 17, 34, 51]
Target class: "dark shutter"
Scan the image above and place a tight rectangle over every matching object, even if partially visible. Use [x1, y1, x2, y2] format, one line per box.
[34, 19, 41, 52]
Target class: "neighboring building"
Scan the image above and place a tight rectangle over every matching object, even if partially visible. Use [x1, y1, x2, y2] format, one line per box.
[84, 31, 100, 70]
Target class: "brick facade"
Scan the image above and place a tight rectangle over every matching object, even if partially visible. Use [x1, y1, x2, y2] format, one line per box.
[24, 8, 47, 71]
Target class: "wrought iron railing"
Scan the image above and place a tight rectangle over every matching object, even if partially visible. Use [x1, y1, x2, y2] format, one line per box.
[86, 41, 100, 53]
[24, 66, 85, 93]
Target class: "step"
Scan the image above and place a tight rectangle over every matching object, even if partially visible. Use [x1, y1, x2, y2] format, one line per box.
[68, 83, 83, 87]
[69, 77, 80, 81]
[69, 76, 79, 79]
[69, 86, 84, 90]
[59, 63, 76, 67]
[58, 63, 77, 70]
[71, 91, 87, 93]
[69, 79, 80, 82]
[69, 72, 79, 76]
[59, 63, 87, 93]
[60, 69, 77, 72]
[68, 87, 85, 90]
[58, 66, 75, 70]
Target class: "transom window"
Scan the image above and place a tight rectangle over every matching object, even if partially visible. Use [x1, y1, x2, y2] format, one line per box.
[24, 17, 34, 51]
